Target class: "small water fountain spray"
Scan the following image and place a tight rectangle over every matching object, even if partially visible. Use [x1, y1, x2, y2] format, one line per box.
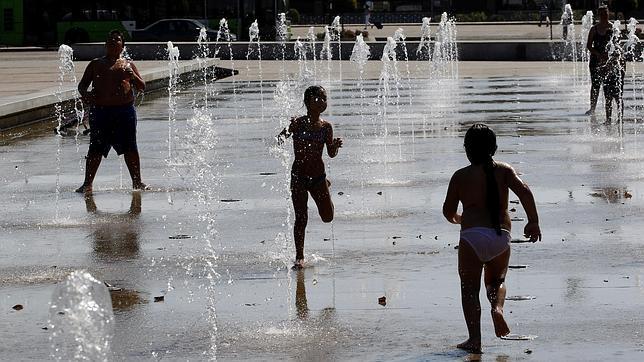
[561, 4, 579, 81]
[197, 27, 210, 109]
[166, 41, 180, 162]
[625, 18, 642, 131]
[294, 37, 314, 85]
[277, 12, 289, 71]
[218, 18, 240, 135]
[307, 26, 318, 78]
[394, 27, 413, 107]
[330, 16, 343, 82]
[580, 11, 594, 63]
[320, 26, 333, 85]
[54, 44, 84, 219]
[247, 20, 265, 122]
[378, 37, 401, 168]
[435, 12, 458, 79]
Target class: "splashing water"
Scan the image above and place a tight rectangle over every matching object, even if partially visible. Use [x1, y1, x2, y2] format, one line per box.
[247, 20, 265, 122]
[48, 271, 114, 361]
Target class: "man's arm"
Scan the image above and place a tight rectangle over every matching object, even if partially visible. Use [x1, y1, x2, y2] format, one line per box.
[506, 166, 541, 241]
[78, 60, 95, 102]
[586, 26, 597, 54]
[128, 62, 145, 91]
[325, 123, 342, 158]
[442, 173, 461, 224]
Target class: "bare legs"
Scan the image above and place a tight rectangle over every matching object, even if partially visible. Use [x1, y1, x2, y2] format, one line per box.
[76, 150, 146, 194]
[291, 178, 334, 268]
[76, 152, 103, 194]
[457, 240, 511, 354]
[124, 150, 147, 189]
[587, 66, 602, 115]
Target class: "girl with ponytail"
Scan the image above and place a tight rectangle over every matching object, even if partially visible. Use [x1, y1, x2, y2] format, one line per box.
[442, 123, 541, 354]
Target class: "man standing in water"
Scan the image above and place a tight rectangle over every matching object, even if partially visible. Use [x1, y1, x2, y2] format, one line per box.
[585, 5, 612, 116]
[76, 30, 147, 194]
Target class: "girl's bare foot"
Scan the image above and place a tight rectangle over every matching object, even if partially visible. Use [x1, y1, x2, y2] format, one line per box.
[75, 184, 92, 194]
[291, 259, 305, 270]
[491, 308, 510, 337]
[457, 339, 482, 354]
[133, 182, 149, 191]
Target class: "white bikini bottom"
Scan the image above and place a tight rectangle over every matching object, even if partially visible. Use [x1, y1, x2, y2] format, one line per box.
[460, 227, 511, 263]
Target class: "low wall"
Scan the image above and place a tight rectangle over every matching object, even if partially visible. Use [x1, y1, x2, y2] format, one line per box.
[71, 41, 644, 62]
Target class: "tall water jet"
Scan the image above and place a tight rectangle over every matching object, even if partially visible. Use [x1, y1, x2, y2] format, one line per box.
[320, 26, 333, 85]
[307, 26, 318, 78]
[247, 20, 265, 122]
[625, 18, 642, 130]
[378, 37, 401, 167]
[394, 27, 413, 107]
[435, 12, 458, 80]
[561, 4, 578, 81]
[197, 27, 210, 109]
[48, 271, 114, 361]
[349, 34, 371, 211]
[219, 19, 239, 116]
[417, 17, 432, 61]
[330, 16, 343, 82]
[54, 44, 84, 219]
[185, 26, 222, 359]
[294, 37, 313, 86]
[277, 12, 289, 74]
[166, 41, 180, 163]
[580, 11, 594, 63]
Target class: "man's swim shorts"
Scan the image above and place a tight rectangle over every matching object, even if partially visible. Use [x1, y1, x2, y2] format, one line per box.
[88, 103, 138, 157]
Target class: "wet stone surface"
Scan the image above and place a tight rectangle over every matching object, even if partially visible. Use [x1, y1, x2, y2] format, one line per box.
[1, 73, 644, 360]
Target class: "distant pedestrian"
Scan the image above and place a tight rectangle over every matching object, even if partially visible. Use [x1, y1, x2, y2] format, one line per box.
[363, 1, 373, 30]
[586, 5, 612, 116]
[561, 4, 573, 40]
[539, 2, 549, 27]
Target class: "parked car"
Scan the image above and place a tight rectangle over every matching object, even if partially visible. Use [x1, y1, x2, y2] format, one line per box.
[131, 19, 236, 42]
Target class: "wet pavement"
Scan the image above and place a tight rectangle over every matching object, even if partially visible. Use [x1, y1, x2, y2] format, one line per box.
[1, 62, 644, 360]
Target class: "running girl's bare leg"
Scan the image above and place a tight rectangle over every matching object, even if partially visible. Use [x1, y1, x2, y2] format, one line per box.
[457, 239, 483, 354]
[310, 179, 334, 223]
[484, 247, 511, 337]
[291, 184, 309, 265]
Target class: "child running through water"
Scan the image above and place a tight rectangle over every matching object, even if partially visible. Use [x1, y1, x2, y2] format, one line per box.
[278, 85, 343, 269]
[442, 124, 541, 354]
